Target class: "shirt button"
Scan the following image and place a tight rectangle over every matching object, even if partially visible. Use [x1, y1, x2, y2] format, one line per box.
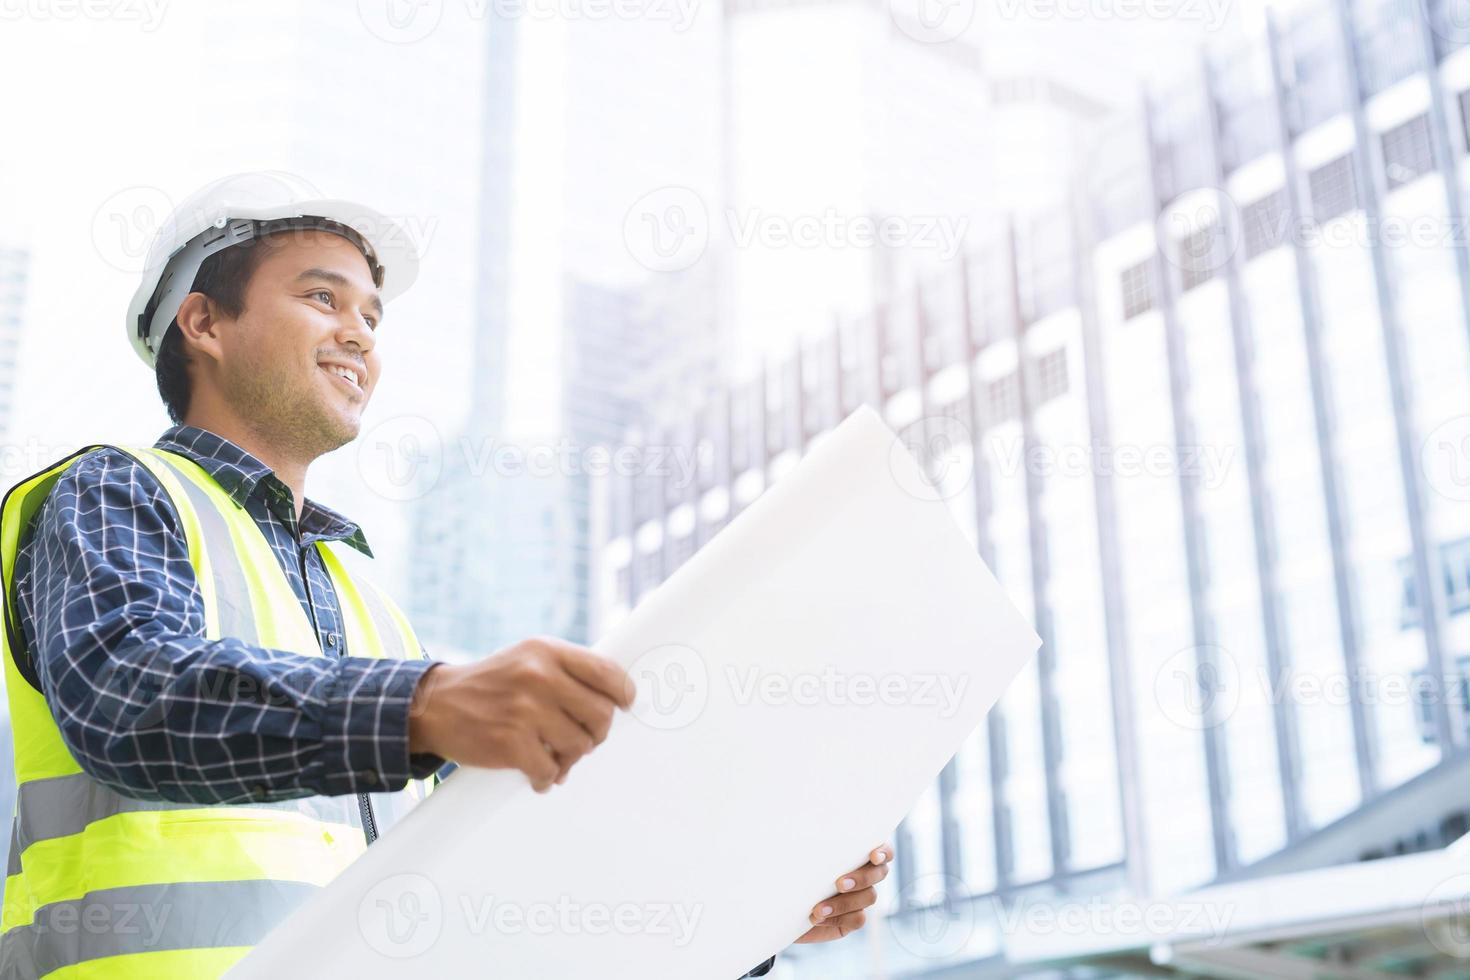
[326, 634, 338, 648]
[359, 771, 379, 787]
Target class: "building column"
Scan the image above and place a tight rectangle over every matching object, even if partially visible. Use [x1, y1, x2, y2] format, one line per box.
[1141, 90, 1238, 874]
[1263, 9, 1380, 802]
[1332, 0, 1463, 752]
[1198, 54, 1308, 844]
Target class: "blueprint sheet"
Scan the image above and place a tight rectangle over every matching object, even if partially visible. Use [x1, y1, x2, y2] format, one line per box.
[231, 404, 1041, 978]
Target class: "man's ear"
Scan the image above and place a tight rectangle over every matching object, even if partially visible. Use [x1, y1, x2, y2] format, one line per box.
[173, 292, 226, 365]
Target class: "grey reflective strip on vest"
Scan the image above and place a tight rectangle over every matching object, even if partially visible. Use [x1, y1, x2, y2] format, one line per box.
[0, 879, 318, 977]
[136, 450, 260, 644]
[352, 578, 408, 661]
[7, 772, 362, 876]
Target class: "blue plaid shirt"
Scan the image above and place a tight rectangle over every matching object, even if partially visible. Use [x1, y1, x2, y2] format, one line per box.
[11, 424, 445, 804]
[10, 423, 776, 978]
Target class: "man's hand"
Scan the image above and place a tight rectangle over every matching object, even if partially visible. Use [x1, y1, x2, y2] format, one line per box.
[795, 843, 893, 943]
[408, 636, 636, 792]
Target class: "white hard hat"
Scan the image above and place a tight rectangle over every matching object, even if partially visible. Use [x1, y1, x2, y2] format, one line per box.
[124, 171, 420, 367]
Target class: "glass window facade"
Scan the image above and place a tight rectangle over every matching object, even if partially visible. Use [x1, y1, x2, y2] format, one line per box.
[1381, 114, 1435, 190]
[590, 5, 1470, 972]
[1120, 260, 1155, 319]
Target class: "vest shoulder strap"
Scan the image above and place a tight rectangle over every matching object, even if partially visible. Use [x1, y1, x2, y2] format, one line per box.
[2, 445, 153, 693]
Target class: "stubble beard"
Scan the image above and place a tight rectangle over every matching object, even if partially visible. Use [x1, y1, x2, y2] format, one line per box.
[224, 356, 361, 463]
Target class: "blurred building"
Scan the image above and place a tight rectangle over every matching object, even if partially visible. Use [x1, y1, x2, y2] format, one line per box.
[408, 0, 1226, 662]
[404, 14, 522, 654]
[593, 0, 1470, 973]
[408, 256, 723, 653]
[720, 0, 1240, 378]
[0, 237, 29, 878]
[0, 242, 26, 437]
[408, 7, 729, 656]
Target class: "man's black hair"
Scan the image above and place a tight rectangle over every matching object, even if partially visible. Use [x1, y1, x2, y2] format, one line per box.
[154, 241, 267, 425]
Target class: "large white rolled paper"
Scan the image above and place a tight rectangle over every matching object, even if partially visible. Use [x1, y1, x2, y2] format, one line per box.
[230, 404, 1041, 978]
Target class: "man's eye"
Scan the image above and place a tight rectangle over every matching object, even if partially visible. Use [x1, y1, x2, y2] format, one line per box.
[311, 290, 333, 306]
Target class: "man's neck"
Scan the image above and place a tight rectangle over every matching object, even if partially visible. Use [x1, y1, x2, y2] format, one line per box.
[179, 412, 309, 523]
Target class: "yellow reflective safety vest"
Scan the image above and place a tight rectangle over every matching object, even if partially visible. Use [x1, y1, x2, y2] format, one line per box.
[0, 445, 435, 978]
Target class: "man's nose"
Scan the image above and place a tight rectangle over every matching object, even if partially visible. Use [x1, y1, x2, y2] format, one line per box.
[335, 314, 375, 354]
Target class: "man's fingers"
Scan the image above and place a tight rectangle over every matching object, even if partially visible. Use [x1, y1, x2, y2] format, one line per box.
[548, 671, 623, 743]
[538, 708, 596, 769]
[811, 887, 876, 924]
[836, 860, 890, 893]
[798, 910, 867, 942]
[513, 736, 561, 793]
[870, 843, 892, 866]
[554, 642, 637, 710]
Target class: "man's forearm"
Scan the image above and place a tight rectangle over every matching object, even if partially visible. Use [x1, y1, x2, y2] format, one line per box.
[38, 625, 441, 804]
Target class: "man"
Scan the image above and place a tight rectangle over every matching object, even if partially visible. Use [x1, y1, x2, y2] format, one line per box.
[0, 172, 891, 977]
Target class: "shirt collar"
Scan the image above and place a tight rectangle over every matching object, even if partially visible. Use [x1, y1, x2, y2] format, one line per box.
[152, 424, 374, 558]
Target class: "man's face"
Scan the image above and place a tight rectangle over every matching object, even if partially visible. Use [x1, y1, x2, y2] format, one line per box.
[209, 229, 384, 457]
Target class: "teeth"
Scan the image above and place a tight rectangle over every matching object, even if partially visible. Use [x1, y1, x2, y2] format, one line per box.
[324, 365, 358, 387]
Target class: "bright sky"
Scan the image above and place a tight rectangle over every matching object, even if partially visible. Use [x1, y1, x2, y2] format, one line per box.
[0, 0, 1266, 588]
[0, 2, 485, 586]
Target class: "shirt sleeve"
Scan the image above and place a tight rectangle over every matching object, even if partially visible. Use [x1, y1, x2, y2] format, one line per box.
[14, 448, 437, 806]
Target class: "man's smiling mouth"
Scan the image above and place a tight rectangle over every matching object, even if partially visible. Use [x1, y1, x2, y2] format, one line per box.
[319, 362, 364, 394]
